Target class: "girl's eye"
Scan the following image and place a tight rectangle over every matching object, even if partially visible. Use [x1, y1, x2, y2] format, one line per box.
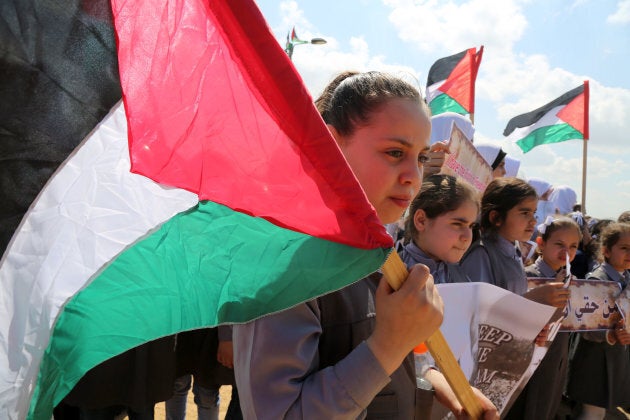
[387, 150, 403, 158]
[418, 154, 431, 164]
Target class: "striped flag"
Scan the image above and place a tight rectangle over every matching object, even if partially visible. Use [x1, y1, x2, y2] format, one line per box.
[504, 81, 590, 153]
[0, 0, 393, 418]
[426, 47, 484, 117]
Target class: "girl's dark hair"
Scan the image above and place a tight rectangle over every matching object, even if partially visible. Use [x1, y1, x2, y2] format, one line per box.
[599, 222, 630, 262]
[480, 177, 537, 234]
[584, 218, 614, 262]
[539, 216, 583, 242]
[404, 174, 479, 242]
[315, 71, 425, 136]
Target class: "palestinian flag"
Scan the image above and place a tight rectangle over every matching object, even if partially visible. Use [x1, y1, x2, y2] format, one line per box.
[503, 81, 590, 153]
[0, 0, 393, 418]
[426, 46, 484, 117]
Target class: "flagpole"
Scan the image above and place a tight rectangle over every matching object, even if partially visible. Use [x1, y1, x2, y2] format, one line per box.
[382, 252, 484, 419]
[581, 80, 590, 214]
[581, 138, 587, 214]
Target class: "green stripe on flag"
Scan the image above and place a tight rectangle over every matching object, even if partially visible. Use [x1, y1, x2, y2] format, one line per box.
[516, 123, 583, 153]
[428, 93, 467, 116]
[28, 200, 390, 419]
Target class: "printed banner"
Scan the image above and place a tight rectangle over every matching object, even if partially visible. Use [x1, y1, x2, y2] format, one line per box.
[436, 282, 556, 415]
[527, 278, 622, 331]
[440, 124, 493, 193]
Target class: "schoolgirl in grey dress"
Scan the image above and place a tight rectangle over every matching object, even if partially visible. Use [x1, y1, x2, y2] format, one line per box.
[460, 178, 571, 419]
[568, 222, 630, 419]
[514, 217, 581, 420]
[398, 174, 478, 284]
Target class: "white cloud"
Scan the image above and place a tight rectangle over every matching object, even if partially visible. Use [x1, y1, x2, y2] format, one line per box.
[384, 0, 527, 55]
[608, 0, 630, 24]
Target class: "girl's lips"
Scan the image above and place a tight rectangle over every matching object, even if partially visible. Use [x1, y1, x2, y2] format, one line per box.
[390, 197, 411, 208]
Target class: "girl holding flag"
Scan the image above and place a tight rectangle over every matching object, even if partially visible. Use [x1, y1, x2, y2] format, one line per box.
[233, 71, 497, 419]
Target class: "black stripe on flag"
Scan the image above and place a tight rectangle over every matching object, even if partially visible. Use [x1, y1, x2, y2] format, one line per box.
[426, 49, 468, 87]
[503, 84, 584, 136]
[0, 0, 122, 255]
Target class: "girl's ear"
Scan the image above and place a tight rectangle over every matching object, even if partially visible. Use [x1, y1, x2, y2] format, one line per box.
[489, 210, 501, 227]
[413, 209, 428, 232]
[535, 236, 544, 249]
[602, 247, 611, 261]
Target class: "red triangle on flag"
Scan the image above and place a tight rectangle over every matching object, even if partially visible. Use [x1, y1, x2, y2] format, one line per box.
[557, 81, 589, 138]
[438, 47, 483, 114]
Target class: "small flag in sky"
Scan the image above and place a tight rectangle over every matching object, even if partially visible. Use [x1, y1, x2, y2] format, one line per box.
[426, 46, 484, 117]
[0, 0, 393, 418]
[504, 81, 590, 153]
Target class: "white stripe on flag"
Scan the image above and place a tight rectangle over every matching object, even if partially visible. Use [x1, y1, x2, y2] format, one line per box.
[0, 101, 197, 418]
[505, 105, 564, 143]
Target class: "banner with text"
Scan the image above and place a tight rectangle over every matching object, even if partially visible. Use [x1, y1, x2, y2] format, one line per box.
[440, 123, 493, 193]
[527, 278, 622, 331]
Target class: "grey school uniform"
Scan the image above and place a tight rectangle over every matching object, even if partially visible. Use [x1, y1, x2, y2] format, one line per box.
[504, 257, 570, 420]
[567, 263, 630, 409]
[399, 241, 471, 284]
[233, 273, 429, 419]
[459, 234, 528, 295]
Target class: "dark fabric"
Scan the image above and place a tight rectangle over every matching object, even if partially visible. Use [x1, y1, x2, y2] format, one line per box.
[0, 0, 122, 256]
[174, 328, 236, 388]
[570, 249, 590, 279]
[504, 333, 570, 420]
[317, 273, 431, 419]
[62, 335, 177, 412]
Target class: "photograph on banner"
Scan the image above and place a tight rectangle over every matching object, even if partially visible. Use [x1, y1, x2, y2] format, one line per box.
[435, 282, 556, 415]
[600, 282, 630, 333]
[440, 123, 493, 193]
[527, 278, 622, 331]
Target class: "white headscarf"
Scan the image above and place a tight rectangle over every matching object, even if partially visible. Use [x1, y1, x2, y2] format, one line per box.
[549, 185, 578, 215]
[474, 141, 506, 169]
[429, 112, 475, 144]
[504, 156, 521, 177]
[527, 177, 552, 198]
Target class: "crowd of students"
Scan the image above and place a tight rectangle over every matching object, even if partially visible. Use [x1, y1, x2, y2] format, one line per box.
[53, 70, 630, 419]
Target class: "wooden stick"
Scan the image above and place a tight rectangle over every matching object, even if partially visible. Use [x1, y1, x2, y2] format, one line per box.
[381, 251, 483, 419]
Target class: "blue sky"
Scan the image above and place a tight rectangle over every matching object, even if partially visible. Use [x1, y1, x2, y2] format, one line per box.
[255, 0, 630, 220]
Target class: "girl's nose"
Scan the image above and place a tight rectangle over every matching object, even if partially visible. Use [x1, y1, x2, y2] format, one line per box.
[400, 160, 422, 189]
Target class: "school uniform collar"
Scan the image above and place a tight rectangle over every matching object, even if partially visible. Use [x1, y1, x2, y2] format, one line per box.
[489, 235, 520, 259]
[602, 262, 627, 286]
[403, 241, 447, 283]
[533, 257, 557, 278]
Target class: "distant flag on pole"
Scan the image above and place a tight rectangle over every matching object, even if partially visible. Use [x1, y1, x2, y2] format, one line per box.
[0, 0, 393, 418]
[426, 46, 484, 117]
[504, 81, 590, 153]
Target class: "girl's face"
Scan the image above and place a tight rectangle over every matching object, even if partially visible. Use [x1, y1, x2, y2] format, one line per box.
[333, 98, 431, 224]
[492, 159, 506, 179]
[538, 227, 580, 271]
[604, 232, 630, 272]
[414, 200, 478, 263]
[496, 196, 538, 242]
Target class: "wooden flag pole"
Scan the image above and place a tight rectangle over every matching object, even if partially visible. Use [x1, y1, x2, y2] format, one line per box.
[381, 251, 483, 419]
[581, 138, 588, 214]
[581, 79, 590, 214]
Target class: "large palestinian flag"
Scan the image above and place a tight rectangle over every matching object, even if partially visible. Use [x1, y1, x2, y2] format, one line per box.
[425, 47, 483, 117]
[504, 81, 590, 153]
[0, 0, 394, 418]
